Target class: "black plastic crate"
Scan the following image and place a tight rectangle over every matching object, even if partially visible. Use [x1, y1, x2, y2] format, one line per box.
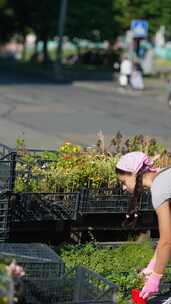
[0, 152, 16, 241]
[0, 143, 13, 158]
[0, 152, 16, 192]
[46, 266, 116, 304]
[80, 188, 153, 214]
[150, 296, 171, 304]
[15, 152, 60, 193]
[0, 243, 65, 303]
[0, 194, 10, 241]
[11, 192, 80, 222]
[0, 244, 116, 304]
[0, 242, 64, 273]
[0, 143, 57, 158]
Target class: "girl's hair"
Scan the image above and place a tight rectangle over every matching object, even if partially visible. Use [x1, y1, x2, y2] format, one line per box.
[116, 165, 146, 228]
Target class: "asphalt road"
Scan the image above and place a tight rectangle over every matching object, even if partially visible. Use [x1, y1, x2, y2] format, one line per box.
[0, 71, 170, 150]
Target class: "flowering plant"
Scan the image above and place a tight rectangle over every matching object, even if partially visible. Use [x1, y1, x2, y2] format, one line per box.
[0, 259, 25, 304]
[14, 133, 170, 193]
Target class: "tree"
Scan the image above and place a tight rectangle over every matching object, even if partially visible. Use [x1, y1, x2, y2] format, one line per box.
[66, 0, 115, 41]
[30, 0, 60, 62]
[112, 0, 171, 38]
[8, 0, 60, 62]
[158, 0, 171, 38]
[0, 0, 15, 44]
[7, 0, 34, 59]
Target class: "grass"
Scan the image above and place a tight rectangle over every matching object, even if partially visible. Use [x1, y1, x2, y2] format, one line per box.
[155, 57, 171, 66]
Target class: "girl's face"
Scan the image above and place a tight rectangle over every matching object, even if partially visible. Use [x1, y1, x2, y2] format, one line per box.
[118, 173, 136, 193]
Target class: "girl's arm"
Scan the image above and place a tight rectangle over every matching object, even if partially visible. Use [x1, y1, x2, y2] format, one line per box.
[154, 201, 171, 275]
[139, 201, 171, 299]
[148, 247, 157, 263]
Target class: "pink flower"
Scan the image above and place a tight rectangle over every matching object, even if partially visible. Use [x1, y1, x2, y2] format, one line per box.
[6, 260, 25, 278]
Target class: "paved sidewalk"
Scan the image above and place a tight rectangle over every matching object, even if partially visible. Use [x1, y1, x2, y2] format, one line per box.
[0, 70, 171, 150]
[74, 78, 168, 97]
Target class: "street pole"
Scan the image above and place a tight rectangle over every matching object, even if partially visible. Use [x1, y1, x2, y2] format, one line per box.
[56, 0, 68, 66]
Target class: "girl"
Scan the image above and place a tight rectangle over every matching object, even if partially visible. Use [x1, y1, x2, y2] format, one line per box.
[115, 151, 171, 300]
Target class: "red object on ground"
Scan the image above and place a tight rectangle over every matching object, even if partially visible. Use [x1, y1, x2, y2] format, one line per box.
[131, 289, 147, 304]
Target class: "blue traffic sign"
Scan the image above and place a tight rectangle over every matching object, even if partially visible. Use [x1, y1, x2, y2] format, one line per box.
[131, 20, 148, 38]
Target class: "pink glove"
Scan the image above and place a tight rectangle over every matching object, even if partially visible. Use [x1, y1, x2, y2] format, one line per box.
[140, 259, 156, 276]
[139, 272, 162, 299]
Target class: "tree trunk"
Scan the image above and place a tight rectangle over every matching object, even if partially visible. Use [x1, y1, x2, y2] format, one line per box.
[34, 37, 39, 58]
[73, 40, 80, 63]
[22, 35, 26, 61]
[43, 37, 48, 63]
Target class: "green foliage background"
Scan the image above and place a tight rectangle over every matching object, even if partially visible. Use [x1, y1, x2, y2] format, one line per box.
[1, 0, 171, 45]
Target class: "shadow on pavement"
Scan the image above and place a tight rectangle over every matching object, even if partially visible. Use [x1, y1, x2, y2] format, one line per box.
[0, 59, 113, 85]
[0, 60, 72, 85]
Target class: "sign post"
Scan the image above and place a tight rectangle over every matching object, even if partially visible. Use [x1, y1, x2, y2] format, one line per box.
[131, 20, 148, 57]
[56, 0, 68, 66]
[131, 20, 148, 38]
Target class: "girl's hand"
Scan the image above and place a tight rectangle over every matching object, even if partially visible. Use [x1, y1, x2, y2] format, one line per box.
[139, 272, 162, 299]
[140, 258, 156, 280]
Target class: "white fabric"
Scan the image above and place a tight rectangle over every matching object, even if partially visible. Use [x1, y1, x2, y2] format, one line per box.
[120, 59, 132, 76]
[131, 71, 144, 90]
[119, 74, 128, 86]
[150, 167, 171, 209]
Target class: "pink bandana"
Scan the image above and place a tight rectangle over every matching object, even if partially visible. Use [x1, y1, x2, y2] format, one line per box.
[116, 151, 157, 174]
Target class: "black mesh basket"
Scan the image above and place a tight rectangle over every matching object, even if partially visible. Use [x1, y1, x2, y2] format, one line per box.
[0, 244, 117, 304]
[44, 266, 117, 304]
[11, 191, 80, 222]
[0, 194, 9, 241]
[0, 152, 16, 241]
[0, 242, 64, 273]
[0, 243, 65, 303]
[80, 188, 153, 214]
[0, 143, 13, 159]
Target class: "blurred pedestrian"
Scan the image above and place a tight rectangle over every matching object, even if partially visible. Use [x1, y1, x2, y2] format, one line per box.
[119, 55, 132, 87]
[131, 59, 144, 90]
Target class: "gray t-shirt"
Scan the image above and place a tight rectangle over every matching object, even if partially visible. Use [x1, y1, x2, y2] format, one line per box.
[151, 168, 171, 210]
